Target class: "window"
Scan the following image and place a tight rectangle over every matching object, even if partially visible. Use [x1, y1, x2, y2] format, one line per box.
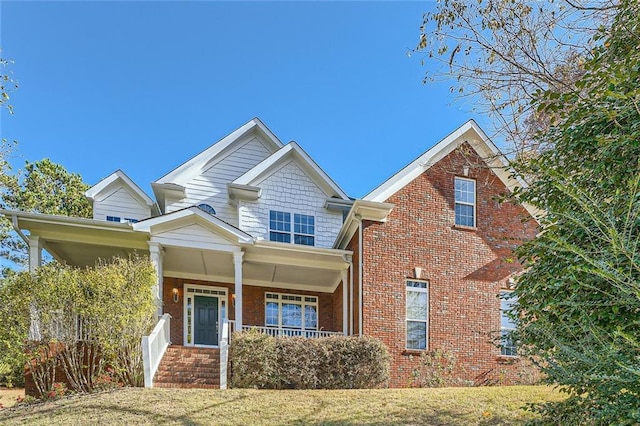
[454, 177, 476, 227]
[294, 214, 315, 246]
[124, 218, 138, 223]
[500, 291, 518, 356]
[269, 211, 291, 243]
[406, 280, 428, 350]
[197, 203, 216, 215]
[269, 210, 315, 246]
[265, 292, 318, 330]
[106, 216, 121, 222]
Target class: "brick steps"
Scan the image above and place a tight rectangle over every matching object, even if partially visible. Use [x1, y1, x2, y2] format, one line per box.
[154, 345, 221, 388]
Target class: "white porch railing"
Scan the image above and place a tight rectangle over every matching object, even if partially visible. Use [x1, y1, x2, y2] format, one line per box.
[240, 324, 343, 338]
[142, 313, 171, 388]
[219, 318, 230, 390]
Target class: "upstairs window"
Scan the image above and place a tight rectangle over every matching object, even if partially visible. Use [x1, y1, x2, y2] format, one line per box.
[269, 211, 291, 243]
[454, 177, 476, 227]
[500, 291, 518, 356]
[406, 280, 429, 350]
[106, 216, 121, 222]
[269, 210, 315, 246]
[294, 214, 315, 246]
[197, 203, 216, 215]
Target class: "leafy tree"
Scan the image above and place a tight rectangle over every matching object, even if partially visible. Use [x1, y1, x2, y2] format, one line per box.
[417, 0, 619, 154]
[509, 0, 640, 422]
[0, 158, 92, 265]
[0, 255, 156, 392]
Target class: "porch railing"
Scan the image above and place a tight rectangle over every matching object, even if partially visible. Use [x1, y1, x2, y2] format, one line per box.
[142, 313, 171, 388]
[239, 324, 342, 339]
[219, 318, 230, 390]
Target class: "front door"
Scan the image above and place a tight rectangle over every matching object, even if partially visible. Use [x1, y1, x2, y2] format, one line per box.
[194, 296, 218, 346]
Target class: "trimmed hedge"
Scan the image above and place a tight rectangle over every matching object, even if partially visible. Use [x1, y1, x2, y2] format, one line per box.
[230, 331, 390, 389]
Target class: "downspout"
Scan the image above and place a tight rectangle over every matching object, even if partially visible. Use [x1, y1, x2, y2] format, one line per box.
[356, 215, 363, 337]
[349, 251, 354, 335]
[11, 214, 29, 245]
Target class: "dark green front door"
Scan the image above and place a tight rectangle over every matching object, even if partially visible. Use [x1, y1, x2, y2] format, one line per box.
[194, 296, 218, 346]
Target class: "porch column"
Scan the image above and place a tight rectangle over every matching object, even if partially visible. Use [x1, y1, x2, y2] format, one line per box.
[233, 250, 244, 330]
[28, 234, 42, 273]
[28, 234, 42, 340]
[149, 242, 164, 316]
[342, 268, 348, 335]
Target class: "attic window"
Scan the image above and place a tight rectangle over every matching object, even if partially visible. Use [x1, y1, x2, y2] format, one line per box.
[197, 204, 216, 215]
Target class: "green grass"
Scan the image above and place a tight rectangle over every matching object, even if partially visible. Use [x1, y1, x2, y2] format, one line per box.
[0, 386, 563, 425]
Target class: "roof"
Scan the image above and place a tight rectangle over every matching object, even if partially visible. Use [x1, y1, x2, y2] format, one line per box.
[85, 169, 155, 207]
[230, 142, 350, 200]
[133, 206, 255, 244]
[364, 119, 529, 201]
[154, 117, 283, 186]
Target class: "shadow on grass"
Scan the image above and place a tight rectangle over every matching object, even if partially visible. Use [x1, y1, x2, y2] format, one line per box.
[0, 390, 252, 426]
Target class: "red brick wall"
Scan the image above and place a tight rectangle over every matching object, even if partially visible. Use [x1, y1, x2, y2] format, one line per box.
[361, 144, 540, 387]
[162, 277, 342, 344]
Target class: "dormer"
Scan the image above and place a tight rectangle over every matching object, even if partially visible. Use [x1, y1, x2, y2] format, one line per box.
[85, 170, 156, 223]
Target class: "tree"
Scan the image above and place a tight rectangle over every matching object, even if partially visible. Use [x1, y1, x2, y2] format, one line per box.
[416, 0, 619, 154]
[509, 0, 640, 422]
[0, 255, 156, 393]
[0, 158, 92, 265]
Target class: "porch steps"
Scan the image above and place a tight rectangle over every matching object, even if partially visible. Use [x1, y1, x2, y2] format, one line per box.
[154, 345, 221, 389]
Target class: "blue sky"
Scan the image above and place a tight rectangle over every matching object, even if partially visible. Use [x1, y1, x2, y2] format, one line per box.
[0, 1, 478, 198]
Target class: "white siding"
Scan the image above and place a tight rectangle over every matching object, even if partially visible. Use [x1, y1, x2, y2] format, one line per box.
[154, 223, 231, 247]
[239, 161, 343, 248]
[165, 136, 272, 224]
[93, 187, 151, 222]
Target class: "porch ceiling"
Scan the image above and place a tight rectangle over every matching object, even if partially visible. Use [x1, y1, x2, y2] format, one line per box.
[45, 241, 146, 268]
[164, 243, 350, 293]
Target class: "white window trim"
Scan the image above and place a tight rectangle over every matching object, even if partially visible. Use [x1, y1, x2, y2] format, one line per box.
[499, 290, 518, 357]
[183, 284, 228, 348]
[265, 291, 318, 330]
[454, 176, 476, 228]
[268, 210, 316, 246]
[406, 280, 429, 351]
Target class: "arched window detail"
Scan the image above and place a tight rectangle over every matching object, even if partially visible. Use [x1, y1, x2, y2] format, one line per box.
[197, 204, 216, 215]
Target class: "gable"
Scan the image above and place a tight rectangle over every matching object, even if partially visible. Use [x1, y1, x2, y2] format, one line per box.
[230, 142, 349, 201]
[363, 120, 540, 221]
[152, 223, 235, 251]
[154, 118, 283, 187]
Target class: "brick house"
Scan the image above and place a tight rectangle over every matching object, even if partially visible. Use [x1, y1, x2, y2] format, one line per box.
[6, 118, 539, 390]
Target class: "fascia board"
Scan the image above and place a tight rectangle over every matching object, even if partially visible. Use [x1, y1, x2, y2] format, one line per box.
[154, 118, 284, 186]
[86, 170, 154, 207]
[233, 142, 350, 200]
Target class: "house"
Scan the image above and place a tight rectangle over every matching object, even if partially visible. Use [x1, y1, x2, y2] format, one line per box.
[6, 117, 539, 392]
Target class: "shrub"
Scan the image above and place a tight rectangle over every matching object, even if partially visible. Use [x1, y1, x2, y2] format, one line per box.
[230, 332, 389, 389]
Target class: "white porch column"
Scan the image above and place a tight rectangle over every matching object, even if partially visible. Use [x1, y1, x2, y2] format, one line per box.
[149, 242, 164, 316]
[233, 250, 244, 330]
[28, 234, 42, 273]
[28, 234, 42, 340]
[342, 268, 348, 335]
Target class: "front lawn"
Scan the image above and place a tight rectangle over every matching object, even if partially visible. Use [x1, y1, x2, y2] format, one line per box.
[0, 386, 563, 425]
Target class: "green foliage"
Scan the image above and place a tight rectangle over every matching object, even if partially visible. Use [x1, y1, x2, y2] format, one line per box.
[0, 255, 156, 395]
[0, 272, 31, 387]
[510, 1, 640, 423]
[230, 331, 390, 390]
[0, 158, 92, 266]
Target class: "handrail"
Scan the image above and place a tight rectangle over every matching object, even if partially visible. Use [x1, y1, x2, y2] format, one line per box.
[142, 313, 172, 388]
[240, 325, 343, 338]
[219, 318, 230, 389]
